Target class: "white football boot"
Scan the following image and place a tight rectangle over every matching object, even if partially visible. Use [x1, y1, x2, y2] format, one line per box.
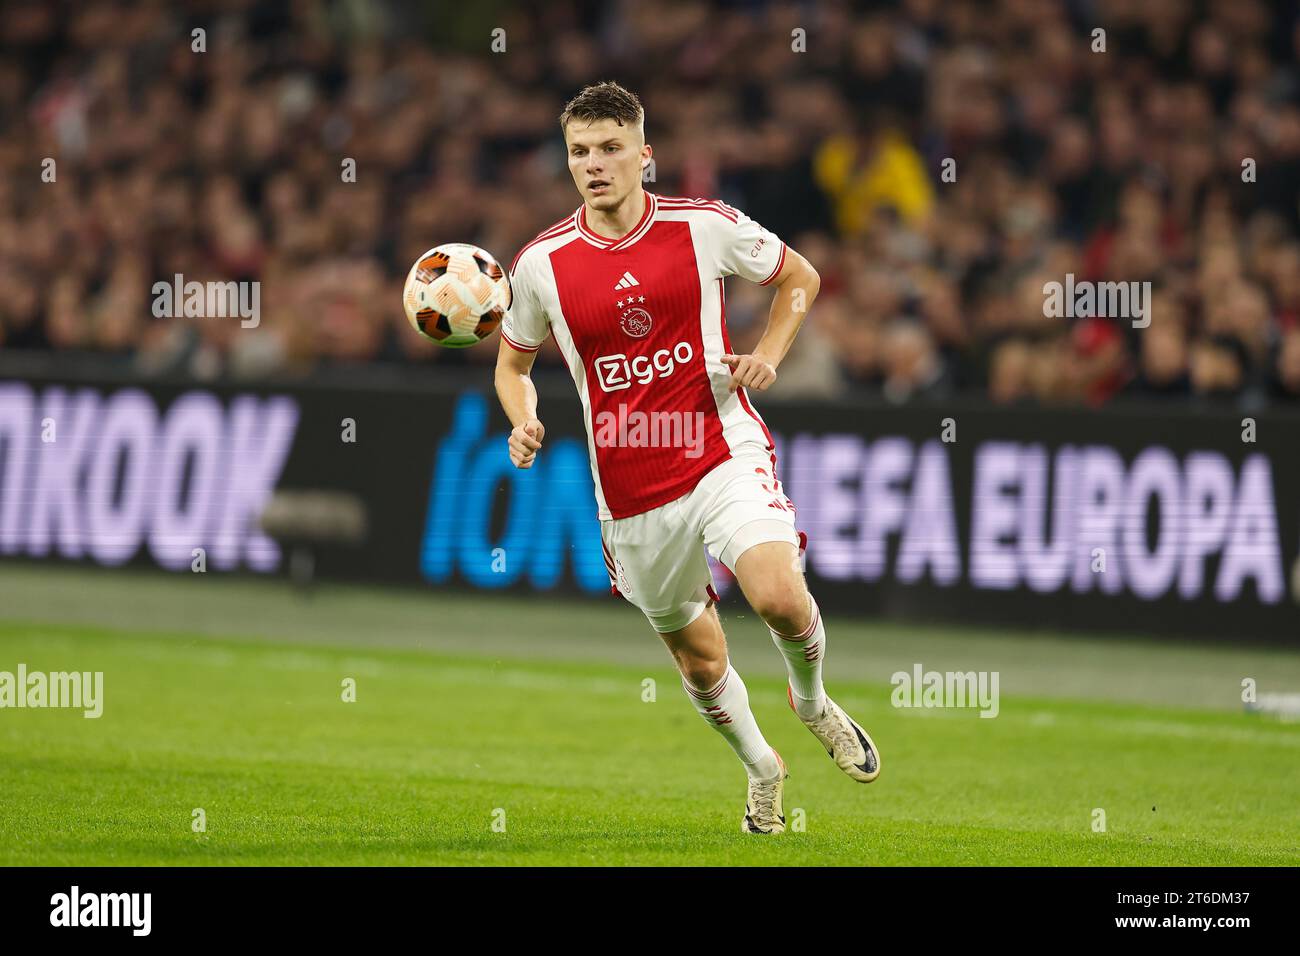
[741, 749, 789, 834]
[788, 686, 881, 783]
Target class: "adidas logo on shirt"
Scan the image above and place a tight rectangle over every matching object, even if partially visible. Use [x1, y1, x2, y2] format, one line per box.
[613, 272, 640, 290]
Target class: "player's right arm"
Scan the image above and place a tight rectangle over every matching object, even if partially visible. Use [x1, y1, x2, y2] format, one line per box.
[494, 253, 551, 469]
[495, 341, 544, 469]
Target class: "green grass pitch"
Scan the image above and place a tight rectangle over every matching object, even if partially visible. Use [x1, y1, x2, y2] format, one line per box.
[0, 566, 1297, 866]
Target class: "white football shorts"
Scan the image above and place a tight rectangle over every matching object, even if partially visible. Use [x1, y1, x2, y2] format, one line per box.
[599, 444, 802, 633]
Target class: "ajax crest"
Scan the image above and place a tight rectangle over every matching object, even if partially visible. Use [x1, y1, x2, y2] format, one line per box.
[620, 306, 653, 338]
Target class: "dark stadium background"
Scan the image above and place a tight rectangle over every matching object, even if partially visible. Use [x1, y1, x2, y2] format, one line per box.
[2, 0, 1299, 639]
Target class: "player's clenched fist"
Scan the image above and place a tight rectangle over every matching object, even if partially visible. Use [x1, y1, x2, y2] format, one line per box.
[721, 353, 777, 393]
[509, 418, 545, 468]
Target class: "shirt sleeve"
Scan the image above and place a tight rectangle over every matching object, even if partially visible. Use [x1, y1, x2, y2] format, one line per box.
[711, 207, 787, 286]
[500, 253, 550, 352]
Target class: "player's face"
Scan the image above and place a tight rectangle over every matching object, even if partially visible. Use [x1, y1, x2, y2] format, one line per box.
[564, 118, 648, 212]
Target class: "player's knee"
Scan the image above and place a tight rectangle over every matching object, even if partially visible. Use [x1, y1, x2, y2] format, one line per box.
[751, 586, 809, 636]
[677, 651, 727, 692]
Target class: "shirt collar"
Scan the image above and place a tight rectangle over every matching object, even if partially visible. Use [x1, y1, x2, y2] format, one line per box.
[576, 191, 657, 251]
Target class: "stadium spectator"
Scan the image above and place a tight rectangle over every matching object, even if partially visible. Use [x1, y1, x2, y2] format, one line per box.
[0, 0, 1298, 412]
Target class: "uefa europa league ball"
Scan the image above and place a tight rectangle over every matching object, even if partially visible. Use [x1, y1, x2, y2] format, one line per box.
[402, 243, 512, 347]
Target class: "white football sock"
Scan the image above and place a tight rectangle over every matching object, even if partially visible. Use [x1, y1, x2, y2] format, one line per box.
[770, 594, 827, 720]
[681, 663, 780, 780]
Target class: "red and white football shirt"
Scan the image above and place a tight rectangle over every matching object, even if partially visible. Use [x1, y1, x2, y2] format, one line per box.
[501, 191, 787, 520]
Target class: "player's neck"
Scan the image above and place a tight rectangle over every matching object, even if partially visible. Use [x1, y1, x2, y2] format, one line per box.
[585, 187, 646, 241]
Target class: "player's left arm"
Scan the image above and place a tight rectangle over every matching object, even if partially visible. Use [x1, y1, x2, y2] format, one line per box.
[721, 248, 821, 393]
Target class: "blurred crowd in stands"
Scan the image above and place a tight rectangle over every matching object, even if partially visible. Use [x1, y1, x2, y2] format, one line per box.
[1, 0, 1299, 407]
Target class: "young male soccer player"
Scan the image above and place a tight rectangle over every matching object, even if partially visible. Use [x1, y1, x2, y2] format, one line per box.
[494, 82, 880, 834]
